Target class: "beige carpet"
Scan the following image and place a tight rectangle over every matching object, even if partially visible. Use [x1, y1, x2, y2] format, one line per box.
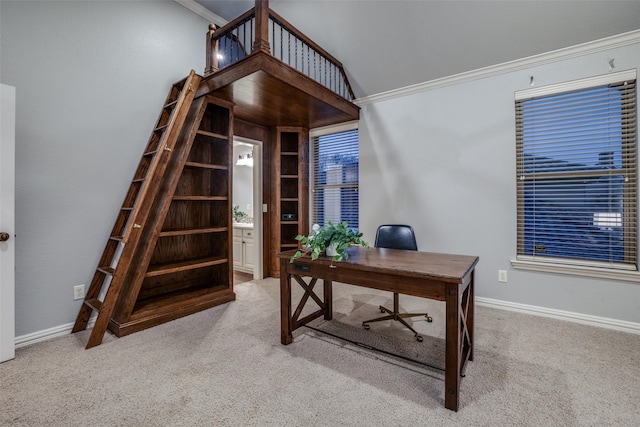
[1, 278, 639, 426]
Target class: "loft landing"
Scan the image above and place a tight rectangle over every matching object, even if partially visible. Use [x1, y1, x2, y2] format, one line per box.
[197, 0, 360, 128]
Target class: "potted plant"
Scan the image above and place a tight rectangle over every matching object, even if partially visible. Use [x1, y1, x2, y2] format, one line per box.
[232, 204, 250, 223]
[290, 221, 369, 263]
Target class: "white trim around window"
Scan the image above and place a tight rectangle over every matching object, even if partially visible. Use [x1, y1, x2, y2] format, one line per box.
[511, 258, 640, 283]
[310, 120, 359, 138]
[515, 69, 637, 99]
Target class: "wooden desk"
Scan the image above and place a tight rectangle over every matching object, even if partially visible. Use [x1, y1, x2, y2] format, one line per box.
[277, 247, 479, 412]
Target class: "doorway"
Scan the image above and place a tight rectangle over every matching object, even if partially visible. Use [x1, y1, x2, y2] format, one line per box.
[232, 136, 263, 280]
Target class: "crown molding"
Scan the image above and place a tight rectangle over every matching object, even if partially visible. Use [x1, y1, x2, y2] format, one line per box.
[356, 29, 640, 106]
[174, 0, 228, 26]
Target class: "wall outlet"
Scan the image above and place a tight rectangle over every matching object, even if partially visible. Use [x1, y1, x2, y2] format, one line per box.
[73, 284, 85, 300]
[498, 270, 508, 283]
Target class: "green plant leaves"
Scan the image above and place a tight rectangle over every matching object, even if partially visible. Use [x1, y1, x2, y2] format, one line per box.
[289, 221, 368, 263]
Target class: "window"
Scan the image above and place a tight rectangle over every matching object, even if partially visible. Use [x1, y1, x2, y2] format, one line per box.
[515, 70, 637, 273]
[310, 126, 359, 228]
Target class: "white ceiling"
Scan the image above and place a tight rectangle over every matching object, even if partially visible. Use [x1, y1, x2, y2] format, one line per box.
[193, 0, 640, 98]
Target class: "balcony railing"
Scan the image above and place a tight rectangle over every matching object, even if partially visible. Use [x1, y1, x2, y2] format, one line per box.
[205, 2, 356, 101]
[205, 10, 255, 74]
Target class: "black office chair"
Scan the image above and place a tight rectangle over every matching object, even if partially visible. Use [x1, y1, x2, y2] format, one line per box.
[362, 225, 432, 341]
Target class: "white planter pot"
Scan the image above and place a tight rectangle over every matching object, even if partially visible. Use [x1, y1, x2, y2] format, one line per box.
[326, 243, 339, 257]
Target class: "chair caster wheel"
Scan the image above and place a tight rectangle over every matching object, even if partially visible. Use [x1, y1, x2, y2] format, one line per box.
[416, 335, 423, 342]
[426, 316, 433, 322]
[363, 324, 370, 330]
[379, 307, 385, 313]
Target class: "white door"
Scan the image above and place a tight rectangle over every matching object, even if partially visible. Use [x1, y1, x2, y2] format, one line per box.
[0, 84, 16, 362]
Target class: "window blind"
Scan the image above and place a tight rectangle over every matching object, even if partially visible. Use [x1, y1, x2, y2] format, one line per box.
[515, 74, 637, 269]
[311, 129, 359, 228]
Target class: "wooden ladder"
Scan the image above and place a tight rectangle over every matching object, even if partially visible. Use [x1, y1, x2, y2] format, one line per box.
[72, 71, 201, 348]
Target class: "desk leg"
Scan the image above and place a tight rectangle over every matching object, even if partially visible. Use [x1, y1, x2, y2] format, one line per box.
[444, 283, 460, 412]
[323, 279, 333, 321]
[280, 264, 293, 345]
[469, 272, 475, 362]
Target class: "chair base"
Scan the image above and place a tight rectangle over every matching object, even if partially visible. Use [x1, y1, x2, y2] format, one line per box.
[362, 293, 432, 341]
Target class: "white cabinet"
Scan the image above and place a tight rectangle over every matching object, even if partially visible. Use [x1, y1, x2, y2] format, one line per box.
[233, 228, 243, 269]
[233, 226, 254, 273]
[242, 229, 254, 271]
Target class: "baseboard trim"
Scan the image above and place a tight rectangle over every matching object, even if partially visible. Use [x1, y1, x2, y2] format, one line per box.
[15, 298, 639, 348]
[476, 297, 640, 335]
[15, 317, 95, 349]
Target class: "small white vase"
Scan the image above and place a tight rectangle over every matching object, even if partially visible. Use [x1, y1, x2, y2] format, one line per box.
[326, 243, 339, 257]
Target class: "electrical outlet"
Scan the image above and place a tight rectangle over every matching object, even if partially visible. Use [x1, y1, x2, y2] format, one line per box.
[498, 270, 508, 283]
[73, 284, 85, 300]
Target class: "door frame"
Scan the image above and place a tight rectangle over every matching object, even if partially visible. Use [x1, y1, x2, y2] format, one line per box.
[234, 136, 263, 280]
[1, 84, 16, 362]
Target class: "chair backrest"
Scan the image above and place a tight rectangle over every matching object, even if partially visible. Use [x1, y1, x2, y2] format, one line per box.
[374, 225, 417, 251]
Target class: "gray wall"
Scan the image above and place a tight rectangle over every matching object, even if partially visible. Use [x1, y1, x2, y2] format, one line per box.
[0, 1, 209, 336]
[359, 37, 640, 323]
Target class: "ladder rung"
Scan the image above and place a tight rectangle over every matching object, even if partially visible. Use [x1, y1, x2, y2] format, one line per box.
[164, 100, 178, 109]
[109, 235, 125, 242]
[97, 266, 115, 276]
[132, 178, 145, 184]
[121, 207, 133, 211]
[154, 124, 168, 133]
[143, 149, 159, 157]
[84, 298, 102, 312]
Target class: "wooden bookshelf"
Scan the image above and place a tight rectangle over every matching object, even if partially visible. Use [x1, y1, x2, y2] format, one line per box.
[270, 127, 309, 277]
[109, 99, 236, 336]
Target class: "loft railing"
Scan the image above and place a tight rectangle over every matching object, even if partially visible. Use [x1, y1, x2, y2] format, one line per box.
[205, 1, 356, 101]
[205, 10, 255, 75]
[268, 10, 355, 101]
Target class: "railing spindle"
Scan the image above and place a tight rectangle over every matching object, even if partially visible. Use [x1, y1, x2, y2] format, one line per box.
[274, 23, 283, 61]
[287, 30, 290, 65]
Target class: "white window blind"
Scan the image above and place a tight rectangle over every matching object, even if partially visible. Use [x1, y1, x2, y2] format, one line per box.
[515, 71, 637, 270]
[311, 129, 359, 228]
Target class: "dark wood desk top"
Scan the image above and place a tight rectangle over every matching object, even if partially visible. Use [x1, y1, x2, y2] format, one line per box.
[278, 247, 479, 284]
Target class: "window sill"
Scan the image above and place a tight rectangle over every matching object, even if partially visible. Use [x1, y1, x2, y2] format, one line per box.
[511, 259, 640, 283]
